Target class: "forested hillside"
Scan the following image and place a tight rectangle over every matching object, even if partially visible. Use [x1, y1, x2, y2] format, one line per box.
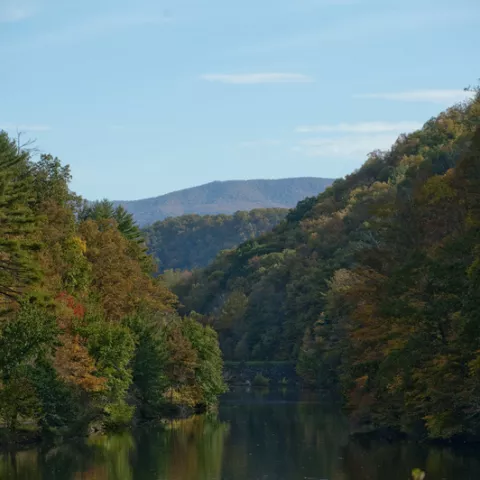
[0, 134, 225, 438]
[115, 177, 333, 226]
[143, 209, 287, 272]
[174, 91, 480, 440]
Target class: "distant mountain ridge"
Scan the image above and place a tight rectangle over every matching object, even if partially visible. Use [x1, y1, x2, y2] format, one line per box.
[114, 177, 334, 227]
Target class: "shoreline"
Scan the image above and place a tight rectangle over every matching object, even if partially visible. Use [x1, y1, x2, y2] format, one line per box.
[3, 387, 480, 452]
[0, 403, 210, 451]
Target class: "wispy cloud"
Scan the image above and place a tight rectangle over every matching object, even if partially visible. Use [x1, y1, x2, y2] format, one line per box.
[293, 119, 422, 159]
[239, 139, 282, 148]
[293, 134, 400, 158]
[0, 123, 50, 132]
[0, 0, 36, 22]
[201, 73, 314, 84]
[295, 121, 423, 134]
[354, 90, 475, 104]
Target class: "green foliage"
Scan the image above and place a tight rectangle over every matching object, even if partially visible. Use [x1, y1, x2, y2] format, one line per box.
[81, 198, 115, 221]
[176, 92, 480, 440]
[103, 402, 135, 431]
[296, 326, 323, 388]
[30, 360, 81, 433]
[412, 469, 426, 480]
[80, 199, 154, 275]
[83, 315, 135, 427]
[0, 371, 40, 431]
[181, 315, 227, 406]
[144, 209, 288, 273]
[0, 303, 59, 431]
[30, 154, 76, 208]
[125, 311, 170, 417]
[0, 132, 40, 305]
[80, 199, 144, 243]
[0, 302, 58, 378]
[252, 373, 270, 387]
[0, 131, 226, 438]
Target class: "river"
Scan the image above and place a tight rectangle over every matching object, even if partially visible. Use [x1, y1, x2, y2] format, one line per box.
[1, 388, 480, 479]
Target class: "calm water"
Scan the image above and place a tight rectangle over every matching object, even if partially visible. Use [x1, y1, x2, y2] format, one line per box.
[2, 388, 480, 479]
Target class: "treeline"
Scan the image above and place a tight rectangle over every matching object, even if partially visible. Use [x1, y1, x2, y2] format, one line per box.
[174, 91, 480, 440]
[0, 134, 225, 437]
[143, 209, 287, 272]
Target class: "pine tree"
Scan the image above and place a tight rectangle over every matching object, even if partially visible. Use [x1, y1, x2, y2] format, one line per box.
[113, 204, 143, 243]
[0, 132, 40, 305]
[80, 199, 143, 242]
[79, 198, 115, 223]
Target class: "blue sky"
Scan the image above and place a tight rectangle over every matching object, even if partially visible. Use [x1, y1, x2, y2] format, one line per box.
[0, 0, 478, 200]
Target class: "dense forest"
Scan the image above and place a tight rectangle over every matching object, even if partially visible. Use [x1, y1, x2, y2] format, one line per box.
[114, 177, 333, 226]
[0, 134, 225, 438]
[174, 91, 480, 440]
[143, 209, 287, 272]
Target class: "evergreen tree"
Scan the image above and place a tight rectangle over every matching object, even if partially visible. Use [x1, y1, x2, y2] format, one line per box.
[0, 132, 40, 305]
[114, 205, 144, 243]
[80, 199, 144, 242]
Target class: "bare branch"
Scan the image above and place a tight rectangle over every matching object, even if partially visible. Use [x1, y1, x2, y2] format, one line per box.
[15, 130, 42, 157]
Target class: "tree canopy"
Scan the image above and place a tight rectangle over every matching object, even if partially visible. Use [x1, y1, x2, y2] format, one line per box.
[175, 92, 480, 440]
[143, 209, 288, 273]
[0, 133, 40, 306]
[0, 136, 226, 437]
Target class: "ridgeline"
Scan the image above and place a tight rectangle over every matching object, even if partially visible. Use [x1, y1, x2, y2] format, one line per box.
[174, 91, 480, 441]
[143, 209, 288, 273]
[114, 177, 333, 227]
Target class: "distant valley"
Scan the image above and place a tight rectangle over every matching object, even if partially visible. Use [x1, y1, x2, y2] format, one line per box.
[114, 177, 334, 227]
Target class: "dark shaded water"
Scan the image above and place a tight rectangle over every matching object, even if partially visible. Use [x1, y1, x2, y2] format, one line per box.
[2, 388, 480, 479]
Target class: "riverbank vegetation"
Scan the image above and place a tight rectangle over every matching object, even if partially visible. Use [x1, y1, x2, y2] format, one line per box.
[0, 133, 226, 440]
[174, 90, 480, 440]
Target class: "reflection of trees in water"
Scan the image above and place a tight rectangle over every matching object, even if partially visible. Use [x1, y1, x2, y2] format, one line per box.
[220, 394, 350, 480]
[0, 416, 230, 480]
[339, 438, 480, 480]
[132, 414, 230, 480]
[82, 433, 135, 480]
[2, 397, 480, 480]
[0, 432, 135, 480]
[219, 392, 480, 480]
[0, 450, 41, 480]
[167, 415, 230, 480]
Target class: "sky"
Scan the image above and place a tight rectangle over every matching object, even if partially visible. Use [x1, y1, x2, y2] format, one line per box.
[0, 0, 478, 200]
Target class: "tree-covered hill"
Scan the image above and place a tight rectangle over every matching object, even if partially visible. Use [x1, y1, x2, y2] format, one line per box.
[143, 209, 288, 272]
[0, 133, 225, 439]
[114, 177, 333, 227]
[174, 91, 480, 440]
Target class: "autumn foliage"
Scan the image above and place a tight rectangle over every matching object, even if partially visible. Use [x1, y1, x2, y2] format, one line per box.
[175, 90, 480, 440]
[0, 137, 225, 435]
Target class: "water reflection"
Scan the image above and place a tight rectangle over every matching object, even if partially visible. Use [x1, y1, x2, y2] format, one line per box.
[1, 388, 480, 479]
[134, 415, 230, 480]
